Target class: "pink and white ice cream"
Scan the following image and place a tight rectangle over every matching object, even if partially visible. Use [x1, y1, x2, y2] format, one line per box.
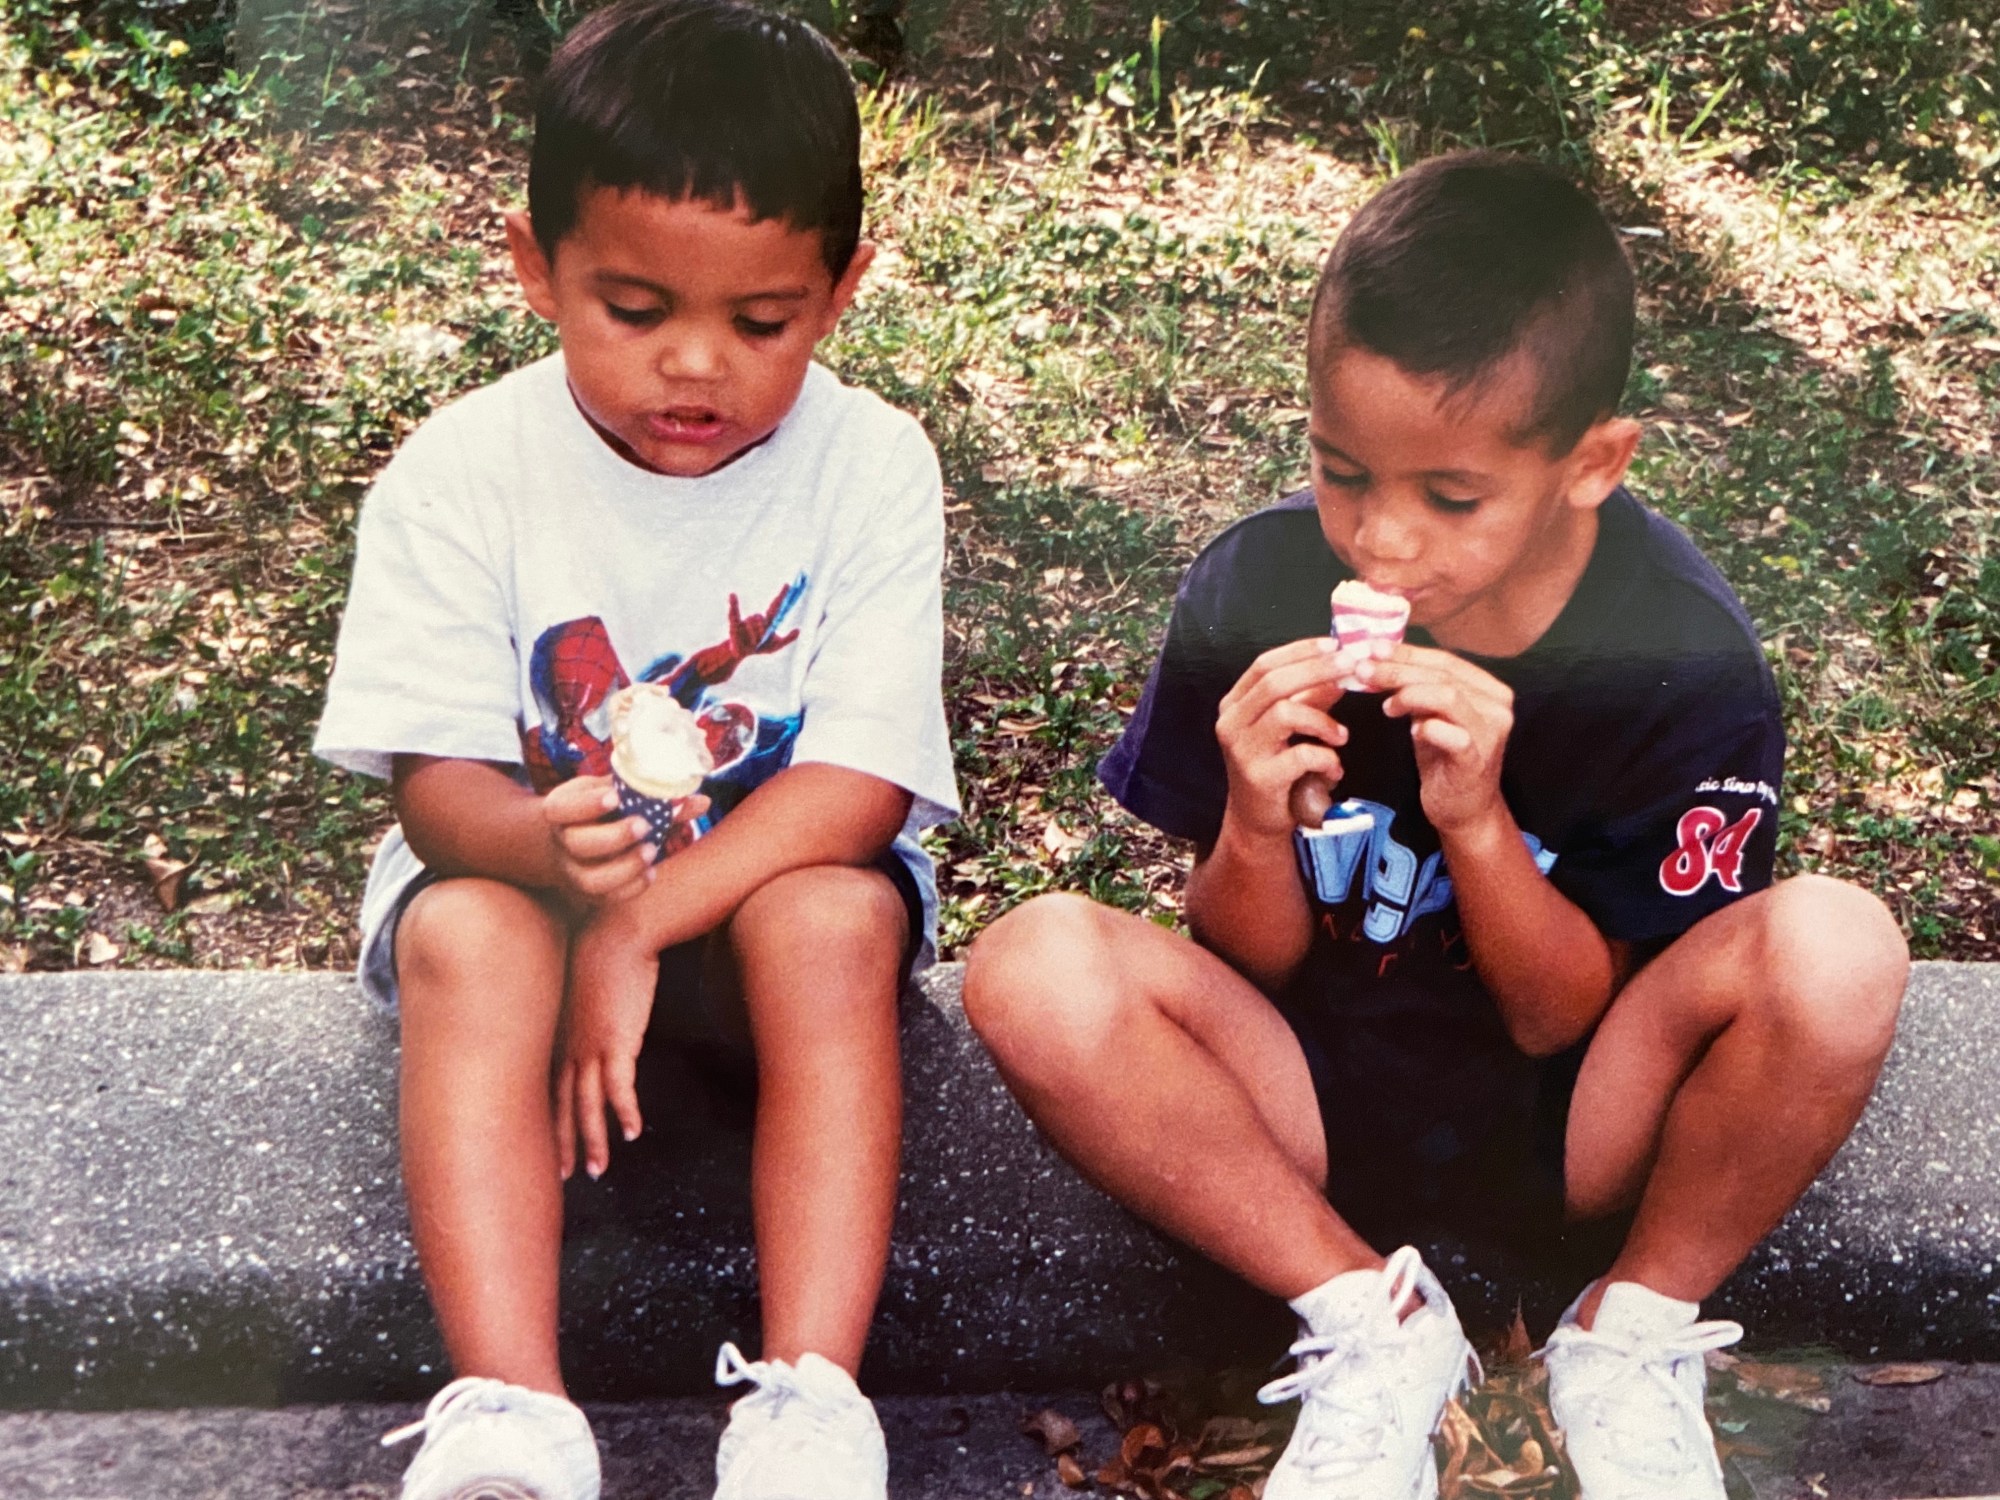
[608, 684, 713, 847]
[1329, 578, 1410, 692]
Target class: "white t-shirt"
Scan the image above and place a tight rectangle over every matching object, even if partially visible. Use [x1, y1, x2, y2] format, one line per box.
[315, 354, 960, 1006]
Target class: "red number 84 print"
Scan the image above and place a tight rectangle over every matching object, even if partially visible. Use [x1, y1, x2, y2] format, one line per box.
[1659, 805, 1764, 896]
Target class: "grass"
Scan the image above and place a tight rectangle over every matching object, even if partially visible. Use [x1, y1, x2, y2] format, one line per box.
[0, 0, 1995, 972]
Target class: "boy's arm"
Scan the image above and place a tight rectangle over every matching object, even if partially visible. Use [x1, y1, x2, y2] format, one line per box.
[1182, 637, 1355, 993]
[1436, 803, 1633, 1055]
[558, 762, 912, 1178]
[582, 762, 912, 956]
[392, 755, 662, 909]
[1361, 647, 1627, 1055]
[1184, 822, 1318, 995]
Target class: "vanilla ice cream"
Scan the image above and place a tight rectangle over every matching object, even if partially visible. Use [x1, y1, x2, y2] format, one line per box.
[1330, 579, 1410, 692]
[609, 684, 713, 800]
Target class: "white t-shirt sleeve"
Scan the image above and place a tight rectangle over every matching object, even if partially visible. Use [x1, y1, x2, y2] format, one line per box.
[790, 418, 960, 827]
[313, 422, 524, 781]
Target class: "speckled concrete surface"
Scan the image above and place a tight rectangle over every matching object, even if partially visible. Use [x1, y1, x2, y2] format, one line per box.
[6, 1366, 2000, 1499]
[0, 963, 1993, 1407]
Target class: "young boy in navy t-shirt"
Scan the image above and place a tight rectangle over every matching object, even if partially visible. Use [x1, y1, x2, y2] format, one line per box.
[964, 153, 1908, 1500]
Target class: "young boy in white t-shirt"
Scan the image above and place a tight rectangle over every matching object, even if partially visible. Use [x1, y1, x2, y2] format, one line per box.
[313, 5, 958, 1497]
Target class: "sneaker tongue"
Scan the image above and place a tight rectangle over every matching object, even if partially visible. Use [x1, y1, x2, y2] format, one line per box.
[1591, 1281, 1700, 1343]
[1292, 1264, 1399, 1337]
[790, 1352, 863, 1407]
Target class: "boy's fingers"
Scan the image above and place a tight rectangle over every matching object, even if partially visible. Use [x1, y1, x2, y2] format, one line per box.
[1227, 645, 1362, 719]
[1220, 667, 1351, 747]
[1415, 717, 1476, 754]
[544, 776, 619, 827]
[1265, 698, 1348, 749]
[573, 847, 656, 897]
[1367, 647, 1511, 704]
[1380, 682, 1474, 723]
[561, 816, 651, 862]
[604, 1053, 644, 1144]
[576, 1061, 609, 1179]
[602, 869, 654, 905]
[554, 1065, 577, 1180]
[1278, 741, 1345, 787]
[1223, 638, 1347, 713]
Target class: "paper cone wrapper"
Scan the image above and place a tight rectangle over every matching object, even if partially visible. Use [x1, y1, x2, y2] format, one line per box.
[614, 770, 699, 852]
[1331, 587, 1410, 692]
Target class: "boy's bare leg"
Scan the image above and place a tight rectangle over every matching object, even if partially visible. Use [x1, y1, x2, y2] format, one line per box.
[729, 864, 908, 1375]
[397, 877, 571, 1396]
[1564, 873, 1909, 1322]
[964, 893, 1381, 1298]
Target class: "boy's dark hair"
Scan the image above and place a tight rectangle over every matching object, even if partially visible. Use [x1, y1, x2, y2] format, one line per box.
[529, 0, 863, 278]
[1310, 151, 1635, 454]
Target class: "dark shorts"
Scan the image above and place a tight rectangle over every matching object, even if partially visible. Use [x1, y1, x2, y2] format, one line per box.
[1279, 988, 1630, 1278]
[385, 849, 926, 1092]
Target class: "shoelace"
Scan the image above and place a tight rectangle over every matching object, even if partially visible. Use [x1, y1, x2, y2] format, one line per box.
[715, 1342, 852, 1441]
[380, 1375, 515, 1448]
[1540, 1315, 1744, 1475]
[1254, 1248, 1468, 1477]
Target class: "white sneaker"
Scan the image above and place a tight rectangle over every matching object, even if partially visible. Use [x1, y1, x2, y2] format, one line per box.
[1257, 1246, 1478, 1500]
[382, 1376, 600, 1500]
[1541, 1281, 1744, 1499]
[713, 1342, 888, 1500]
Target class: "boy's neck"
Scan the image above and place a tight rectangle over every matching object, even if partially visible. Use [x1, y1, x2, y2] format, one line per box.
[1429, 503, 1602, 660]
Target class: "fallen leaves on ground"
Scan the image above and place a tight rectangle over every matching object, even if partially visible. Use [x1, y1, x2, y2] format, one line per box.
[1022, 1379, 1284, 1499]
[1025, 1316, 1841, 1499]
[1852, 1362, 1946, 1387]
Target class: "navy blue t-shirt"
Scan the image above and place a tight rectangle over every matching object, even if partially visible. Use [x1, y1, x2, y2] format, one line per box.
[1100, 489, 1784, 1178]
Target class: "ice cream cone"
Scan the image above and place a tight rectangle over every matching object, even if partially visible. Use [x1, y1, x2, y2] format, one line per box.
[1330, 579, 1410, 691]
[607, 683, 713, 853]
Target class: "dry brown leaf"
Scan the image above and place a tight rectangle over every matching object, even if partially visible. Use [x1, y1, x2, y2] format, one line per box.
[143, 855, 190, 912]
[1042, 817, 1086, 858]
[1056, 1452, 1090, 1489]
[83, 931, 119, 965]
[1194, 1444, 1276, 1469]
[1196, 1416, 1265, 1448]
[1495, 1306, 1534, 1366]
[1729, 1360, 1832, 1412]
[1120, 1422, 1168, 1469]
[1022, 1407, 1083, 1456]
[1853, 1361, 1946, 1387]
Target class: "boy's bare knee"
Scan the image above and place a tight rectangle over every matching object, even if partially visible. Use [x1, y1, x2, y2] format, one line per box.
[398, 877, 565, 1007]
[732, 863, 905, 968]
[1752, 874, 1908, 1061]
[964, 893, 1123, 1063]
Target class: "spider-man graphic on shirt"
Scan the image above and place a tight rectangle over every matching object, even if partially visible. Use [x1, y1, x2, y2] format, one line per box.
[521, 574, 807, 852]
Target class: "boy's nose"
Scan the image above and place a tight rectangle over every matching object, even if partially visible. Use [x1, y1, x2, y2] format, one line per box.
[656, 327, 727, 381]
[1351, 498, 1423, 564]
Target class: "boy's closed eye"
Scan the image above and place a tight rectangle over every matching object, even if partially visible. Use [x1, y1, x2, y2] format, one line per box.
[1426, 490, 1481, 514]
[1319, 464, 1480, 515]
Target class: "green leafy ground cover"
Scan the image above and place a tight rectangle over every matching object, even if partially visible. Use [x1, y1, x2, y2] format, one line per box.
[0, 0, 1995, 976]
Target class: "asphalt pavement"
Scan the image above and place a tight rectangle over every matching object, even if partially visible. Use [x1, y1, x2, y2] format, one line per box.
[8, 1361, 2000, 1499]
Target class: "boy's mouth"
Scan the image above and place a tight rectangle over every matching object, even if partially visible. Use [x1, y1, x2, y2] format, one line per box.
[646, 407, 728, 443]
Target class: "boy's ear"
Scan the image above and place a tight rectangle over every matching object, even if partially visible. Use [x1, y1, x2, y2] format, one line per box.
[1562, 415, 1642, 511]
[817, 240, 876, 336]
[504, 208, 560, 322]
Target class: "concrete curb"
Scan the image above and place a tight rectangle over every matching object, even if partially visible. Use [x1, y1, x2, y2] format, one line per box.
[0, 962, 1995, 1406]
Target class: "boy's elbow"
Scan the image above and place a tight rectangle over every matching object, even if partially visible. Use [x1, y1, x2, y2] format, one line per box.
[1507, 1014, 1587, 1058]
[1499, 980, 1611, 1057]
